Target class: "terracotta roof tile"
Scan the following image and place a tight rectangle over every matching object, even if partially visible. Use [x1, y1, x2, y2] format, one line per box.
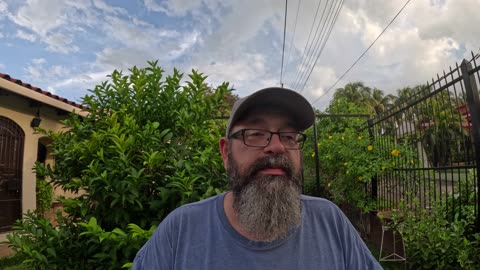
[0, 72, 87, 110]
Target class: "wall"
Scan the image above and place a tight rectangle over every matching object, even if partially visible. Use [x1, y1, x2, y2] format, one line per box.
[0, 93, 71, 215]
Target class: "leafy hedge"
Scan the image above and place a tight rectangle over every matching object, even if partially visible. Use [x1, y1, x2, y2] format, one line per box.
[5, 62, 233, 269]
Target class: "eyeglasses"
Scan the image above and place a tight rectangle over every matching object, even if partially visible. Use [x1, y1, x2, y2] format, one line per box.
[228, 129, 306, 149]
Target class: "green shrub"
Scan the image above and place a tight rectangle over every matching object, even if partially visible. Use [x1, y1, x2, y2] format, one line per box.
[6, 212, 154, 270]
[6, 62, 233, 269]
[396, 201, 480, 269]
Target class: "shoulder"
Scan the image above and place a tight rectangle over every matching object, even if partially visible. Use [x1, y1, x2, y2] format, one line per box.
[161, 193, 222, 225]
[301, 195, 342, 212]
[300, 195, 348, 224]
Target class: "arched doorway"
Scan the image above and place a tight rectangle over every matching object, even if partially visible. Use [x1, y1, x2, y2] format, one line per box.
[0, 116, 24, 232]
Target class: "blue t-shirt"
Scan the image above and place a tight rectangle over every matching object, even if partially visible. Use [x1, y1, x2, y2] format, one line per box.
[132, 193, 382, 269]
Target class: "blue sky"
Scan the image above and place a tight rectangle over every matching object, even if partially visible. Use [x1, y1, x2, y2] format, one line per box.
[0, 0, 478, 110]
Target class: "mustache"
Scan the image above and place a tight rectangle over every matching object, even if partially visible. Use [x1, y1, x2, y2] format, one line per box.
[246, 155, 293, 178]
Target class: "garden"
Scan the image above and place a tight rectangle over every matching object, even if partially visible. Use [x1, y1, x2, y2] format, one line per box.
[1, 59, 480, 269]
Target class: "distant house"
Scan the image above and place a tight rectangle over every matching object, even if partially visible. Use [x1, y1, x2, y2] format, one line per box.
[0, 73, 87, 235]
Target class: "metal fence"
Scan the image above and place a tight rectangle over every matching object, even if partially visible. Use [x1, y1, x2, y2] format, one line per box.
[363, 52, 480, 227]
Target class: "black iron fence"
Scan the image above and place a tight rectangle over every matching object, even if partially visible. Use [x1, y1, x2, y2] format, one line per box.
[362, 53, 480, 227]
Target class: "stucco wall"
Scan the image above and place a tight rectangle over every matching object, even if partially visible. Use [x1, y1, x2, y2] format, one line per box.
[0, 93, 72, 216]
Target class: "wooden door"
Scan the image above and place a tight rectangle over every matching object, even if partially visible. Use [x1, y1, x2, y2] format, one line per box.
[0, 116, 24, 232]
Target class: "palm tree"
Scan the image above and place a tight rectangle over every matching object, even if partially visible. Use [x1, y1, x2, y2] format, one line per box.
[333, 81, 371, 107]
[364, 88, 395, 114]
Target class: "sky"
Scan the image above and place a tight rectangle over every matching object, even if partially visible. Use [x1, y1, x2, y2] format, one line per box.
[0, 0, 479, 110]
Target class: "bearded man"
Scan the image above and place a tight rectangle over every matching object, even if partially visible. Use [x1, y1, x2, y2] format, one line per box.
[132, 87, 382, 270]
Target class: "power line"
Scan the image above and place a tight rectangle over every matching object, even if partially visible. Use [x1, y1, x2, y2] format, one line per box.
[310, 0, 413, 106]
[280, 0, 288, 87]
[288, 0, 326, 89]
[282, 0, 302, 86]
[292, 0, 334, 90]
[285, 0, 323, 88]
[297, 0, 343, 93]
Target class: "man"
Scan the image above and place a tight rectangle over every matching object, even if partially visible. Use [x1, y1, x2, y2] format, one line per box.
[132, 87, 382, 269]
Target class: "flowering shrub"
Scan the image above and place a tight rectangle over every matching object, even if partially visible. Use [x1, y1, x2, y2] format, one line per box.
[303, 125, 416, 212]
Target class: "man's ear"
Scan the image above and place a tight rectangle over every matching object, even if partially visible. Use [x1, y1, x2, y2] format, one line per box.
[219, 137, 229, 170]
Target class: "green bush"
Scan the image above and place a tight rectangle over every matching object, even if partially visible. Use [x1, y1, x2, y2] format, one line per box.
[395, 174, 480, 270]
[6, 212, 154, 270]
[6, 62, 233, 269]
[303, 99, 416, 212]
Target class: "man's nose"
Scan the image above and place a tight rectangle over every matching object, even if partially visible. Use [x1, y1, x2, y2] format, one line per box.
[263, 134, 286, 154]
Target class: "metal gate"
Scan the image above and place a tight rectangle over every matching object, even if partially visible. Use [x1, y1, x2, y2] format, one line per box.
[0, 115, 24, 233]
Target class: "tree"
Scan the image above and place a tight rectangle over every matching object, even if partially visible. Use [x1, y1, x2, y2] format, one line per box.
[7, 62, 233, 269]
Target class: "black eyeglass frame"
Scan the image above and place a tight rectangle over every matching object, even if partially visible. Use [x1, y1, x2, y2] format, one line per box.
[228, 128, 307, 150]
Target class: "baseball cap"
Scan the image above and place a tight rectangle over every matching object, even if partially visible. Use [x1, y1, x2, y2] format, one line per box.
[226, 87, 315, 136]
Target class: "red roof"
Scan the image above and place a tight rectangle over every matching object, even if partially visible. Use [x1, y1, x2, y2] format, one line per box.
[0, 72, 87, 110]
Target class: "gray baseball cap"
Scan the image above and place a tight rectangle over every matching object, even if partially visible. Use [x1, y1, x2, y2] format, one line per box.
[226, 87, 315, 136]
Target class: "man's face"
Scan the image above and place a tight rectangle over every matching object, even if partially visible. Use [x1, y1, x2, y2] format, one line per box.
[219, 110, 304, 241]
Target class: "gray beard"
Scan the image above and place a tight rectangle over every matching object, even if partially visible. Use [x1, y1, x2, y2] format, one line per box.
[228, 154, 303, 242]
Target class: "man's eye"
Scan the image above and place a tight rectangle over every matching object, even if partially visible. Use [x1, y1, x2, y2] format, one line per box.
[249, 131, 267, 137]
[281, 134, 296, 141]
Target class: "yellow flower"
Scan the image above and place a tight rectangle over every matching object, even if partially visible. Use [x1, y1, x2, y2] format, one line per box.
[346, 170, 350, 174]
[357, 176, 363, 181]
[311, 152, 316, 158]
[391, 149, 400, 157]
[358, 136, 363, 140]
[328, 135, 333, 140]
[367, 145, 373, 151]
[344, 162, 349, 166]
[327, 182, 332, 188]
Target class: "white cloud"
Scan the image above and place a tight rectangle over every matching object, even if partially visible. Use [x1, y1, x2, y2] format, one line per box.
[169, 31, 201, 59]
[54, 70, 111, 89]
[93, 0, 127, 15]
[44, 33, 79, 54]
[11, 0, 68, 36]
[16, 29, 36, 42]
[143, 0, 203, 16]
[0, 0, 7, 13]
[95, 47, 157, 70]
[0, 63, 5, 69]
[101, 16, 179, 50]
[32, 58, 46, 65]
[25, 65, 42, 80]
[143, 0, 168, 13]
[24, 59, 71, 83]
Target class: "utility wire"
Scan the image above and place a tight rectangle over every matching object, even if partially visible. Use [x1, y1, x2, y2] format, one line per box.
[282, 0, 302, 85]
[296, 0, 343, 92]
[286, 0, 323, 88]
[280, 0, 288, 87]
[292, 0, 333, 90]
[288, 0, 326, 89]
[298, 0, 343, 93]
[310, 0, 413, 106]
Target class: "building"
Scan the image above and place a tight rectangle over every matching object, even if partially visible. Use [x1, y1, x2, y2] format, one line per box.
[0, 73, 87, 256]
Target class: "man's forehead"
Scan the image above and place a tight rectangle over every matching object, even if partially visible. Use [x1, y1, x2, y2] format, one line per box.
[236, 108, 297, 128]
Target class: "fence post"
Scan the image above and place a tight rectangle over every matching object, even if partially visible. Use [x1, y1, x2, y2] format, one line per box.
[313, 118, 323, 196]
[460, 59, 480, 231]
[367, 118, 378, 201]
